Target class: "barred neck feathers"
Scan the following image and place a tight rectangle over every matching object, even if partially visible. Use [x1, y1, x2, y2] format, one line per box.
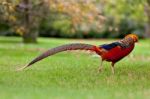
[119, 37, 135, 48]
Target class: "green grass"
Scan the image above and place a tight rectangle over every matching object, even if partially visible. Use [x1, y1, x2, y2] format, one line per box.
[0, 37, 150, 99]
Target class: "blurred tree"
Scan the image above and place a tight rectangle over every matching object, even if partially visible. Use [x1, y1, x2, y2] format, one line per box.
[101, 0, 147, 38]
[145, 0, 150, 37]
[47, 0, 105, 36]
[0, 0, 105, 43]
[0, 0, 49, 43]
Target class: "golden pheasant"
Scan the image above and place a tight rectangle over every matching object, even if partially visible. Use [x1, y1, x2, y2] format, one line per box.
[18, 34, 138, 74]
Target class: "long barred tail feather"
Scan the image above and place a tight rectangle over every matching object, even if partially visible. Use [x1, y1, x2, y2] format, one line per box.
[17, 43, 101, 71]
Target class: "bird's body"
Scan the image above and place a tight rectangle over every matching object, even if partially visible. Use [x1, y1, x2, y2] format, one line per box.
[18, 34, 138, 74]
[99, 42, 135, 63]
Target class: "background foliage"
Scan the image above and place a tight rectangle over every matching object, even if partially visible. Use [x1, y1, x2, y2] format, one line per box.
[0, 0, 150, 43]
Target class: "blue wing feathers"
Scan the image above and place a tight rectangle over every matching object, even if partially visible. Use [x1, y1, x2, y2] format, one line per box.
[99, 42, 120, 50]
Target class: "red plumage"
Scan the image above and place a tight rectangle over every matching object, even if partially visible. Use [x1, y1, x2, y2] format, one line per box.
[102, 45, 134, 63]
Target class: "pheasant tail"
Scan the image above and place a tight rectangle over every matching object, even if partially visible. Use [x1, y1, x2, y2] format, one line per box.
[17, 43, 102, 70]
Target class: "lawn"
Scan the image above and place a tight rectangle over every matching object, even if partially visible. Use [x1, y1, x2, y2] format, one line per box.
[0, 37, 150, 99]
